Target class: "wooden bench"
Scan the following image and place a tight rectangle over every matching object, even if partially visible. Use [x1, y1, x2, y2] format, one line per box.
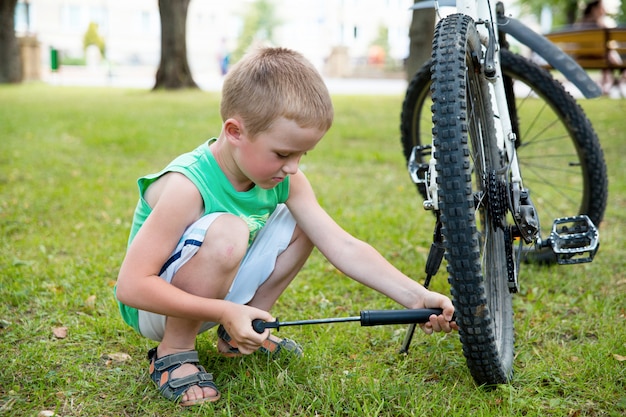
[544, 27, 626, 71]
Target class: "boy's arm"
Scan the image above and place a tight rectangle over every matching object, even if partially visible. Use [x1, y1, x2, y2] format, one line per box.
[115, 173, 273, 342]
[286, 171, 456, 333]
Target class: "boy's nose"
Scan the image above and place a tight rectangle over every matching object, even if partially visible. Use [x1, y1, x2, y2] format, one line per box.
[282, 162, 298, 175]
[282, 157, 300, 175]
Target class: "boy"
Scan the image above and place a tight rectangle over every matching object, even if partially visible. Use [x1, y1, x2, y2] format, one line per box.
[115, 47, 457, 406]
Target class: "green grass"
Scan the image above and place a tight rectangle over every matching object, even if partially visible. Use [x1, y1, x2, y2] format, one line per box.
[0, 84, 624, 416]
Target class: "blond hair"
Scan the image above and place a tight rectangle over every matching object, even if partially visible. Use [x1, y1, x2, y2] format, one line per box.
[220, 47, 334, 137]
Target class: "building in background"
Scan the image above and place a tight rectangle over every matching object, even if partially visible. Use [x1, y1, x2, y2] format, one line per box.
[14, 0, 414, 82]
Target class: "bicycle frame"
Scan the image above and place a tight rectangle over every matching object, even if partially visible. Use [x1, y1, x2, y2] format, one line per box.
[424, 0, 525, 220]
[430, 0, 600, 245]
[467, 0, 528, 232]
[412, 0, 602, 253]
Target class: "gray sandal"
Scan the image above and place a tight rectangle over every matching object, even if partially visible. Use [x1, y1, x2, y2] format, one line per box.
[147, 347, 220, 406]
[216, 325, 303, 359]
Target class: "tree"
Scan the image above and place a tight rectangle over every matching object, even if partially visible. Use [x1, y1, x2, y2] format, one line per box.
[618, 0, 626, 24]
[0, 0, 21, 84]
[405, 3, 435, 81]
[517, 0, 579, 28]
[83, 22, 106, 57]
[153, 0, 197, 90]
[231, 0, 280, 64]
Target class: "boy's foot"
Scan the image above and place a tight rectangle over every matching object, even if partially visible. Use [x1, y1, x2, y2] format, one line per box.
[216, 325, 303, 359]
[148, 347, 220, 406]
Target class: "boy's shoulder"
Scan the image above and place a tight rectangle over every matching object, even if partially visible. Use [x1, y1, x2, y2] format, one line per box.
[170, 140, 213, 167]
[139, 141, 219, 192]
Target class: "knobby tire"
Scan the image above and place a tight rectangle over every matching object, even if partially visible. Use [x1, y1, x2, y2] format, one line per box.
[431, 14, 514, 385]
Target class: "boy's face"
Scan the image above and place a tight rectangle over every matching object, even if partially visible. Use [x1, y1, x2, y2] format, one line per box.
[234, 117, 325, 189]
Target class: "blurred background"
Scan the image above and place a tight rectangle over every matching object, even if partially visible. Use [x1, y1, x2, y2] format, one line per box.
[3, 0, 625, 90]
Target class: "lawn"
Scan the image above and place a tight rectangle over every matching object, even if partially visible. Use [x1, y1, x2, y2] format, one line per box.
[0, 84, 624, 417]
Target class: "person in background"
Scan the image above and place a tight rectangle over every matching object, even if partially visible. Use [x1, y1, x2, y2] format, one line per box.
[577, 0, 626, 94]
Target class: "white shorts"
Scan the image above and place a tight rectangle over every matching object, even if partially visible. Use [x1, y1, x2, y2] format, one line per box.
[137, 204, 296, 341]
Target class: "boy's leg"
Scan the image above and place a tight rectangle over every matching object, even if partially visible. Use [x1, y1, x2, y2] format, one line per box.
[141, 205, 310, 401]
[156, 213, 250, 404]
[215, 204, 313, 354]
[246, 223, 313, 311]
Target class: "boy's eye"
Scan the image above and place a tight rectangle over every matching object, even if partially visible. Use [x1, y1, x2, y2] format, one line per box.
[276, 152, 307, 158]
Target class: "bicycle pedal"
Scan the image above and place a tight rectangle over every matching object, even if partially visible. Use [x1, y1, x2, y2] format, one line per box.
[548, 215, 599, 264]
[408, 145, 430, 185]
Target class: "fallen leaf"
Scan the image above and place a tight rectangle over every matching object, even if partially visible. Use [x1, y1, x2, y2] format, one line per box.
[52, 327, 67, 339]
[614, 354, 626, 361]
[102, 352, 132, 364]
[85, 295, 96, 308]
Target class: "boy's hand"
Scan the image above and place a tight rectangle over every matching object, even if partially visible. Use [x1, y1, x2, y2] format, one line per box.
[419, 291, 459, 335]
[220, 304, 274, 354]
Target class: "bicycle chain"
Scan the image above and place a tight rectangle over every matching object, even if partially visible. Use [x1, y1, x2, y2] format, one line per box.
[487, 170, 518, 292]
[504, 226, 518, 293]
[487, 170, 507, 229]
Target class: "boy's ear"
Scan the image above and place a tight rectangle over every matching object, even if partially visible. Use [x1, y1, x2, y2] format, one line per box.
[224, 118, 243, 143]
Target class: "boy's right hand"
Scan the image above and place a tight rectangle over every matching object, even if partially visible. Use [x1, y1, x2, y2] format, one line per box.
[219, 304, 274, 354]
[418, 291, 458, 335]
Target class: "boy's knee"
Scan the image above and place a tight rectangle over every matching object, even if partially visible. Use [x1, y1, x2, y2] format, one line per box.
[202, 214, 249, 268]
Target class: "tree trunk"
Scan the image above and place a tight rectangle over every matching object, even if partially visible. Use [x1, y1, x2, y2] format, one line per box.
[0, 0, 21, 84]
[564, 1, 578, 26]
[405, 4, 435, 81]
[154, 0, 197, 90]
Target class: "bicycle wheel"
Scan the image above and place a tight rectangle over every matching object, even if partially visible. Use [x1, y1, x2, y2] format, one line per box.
[401, 37, 608, 264]
[431, 14, 514, 385]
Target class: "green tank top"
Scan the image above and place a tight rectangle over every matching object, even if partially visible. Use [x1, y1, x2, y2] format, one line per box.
[128, 139, 290, 245]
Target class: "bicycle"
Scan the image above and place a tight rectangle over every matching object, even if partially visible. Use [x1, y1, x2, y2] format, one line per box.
[399, 0, 608, 385]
